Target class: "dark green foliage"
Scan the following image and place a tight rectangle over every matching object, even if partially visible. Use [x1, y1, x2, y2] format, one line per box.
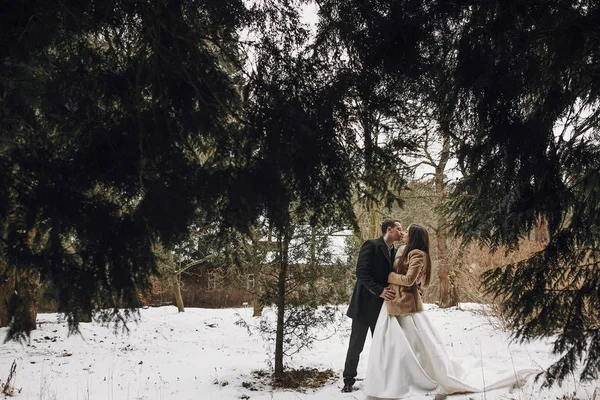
[316, 0, 441, 207]
[257, 304, 343, 358]
[235, 222, 350, 367]
[1, 0, 411, 342]
[7, 0, 598, 386]
[239, 9, 355, 230]
[235, 1, 415, 376]
[1, 0, 246, 338]
[441, 0, 600, 386]
[317, 0, 600, 386]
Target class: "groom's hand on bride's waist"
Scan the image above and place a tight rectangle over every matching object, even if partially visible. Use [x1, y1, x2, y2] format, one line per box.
[380, 287, 396, 301]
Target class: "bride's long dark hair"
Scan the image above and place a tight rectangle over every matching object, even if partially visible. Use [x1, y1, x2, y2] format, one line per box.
[393, 224, 432, 287]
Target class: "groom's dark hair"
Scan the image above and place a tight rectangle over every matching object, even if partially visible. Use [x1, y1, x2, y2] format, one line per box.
[381, 219, 401, 235]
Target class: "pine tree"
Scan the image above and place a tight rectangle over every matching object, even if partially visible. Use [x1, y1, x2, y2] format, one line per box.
[442, 0, 600, 385]
[316, 0, 600, 385]
[0, 0, 248, 339]
[229, 0, 416, 376]
[1, 0, 413, 342]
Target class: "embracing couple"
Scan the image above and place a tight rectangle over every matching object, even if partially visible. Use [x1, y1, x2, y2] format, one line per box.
[342, 219, 533, 398]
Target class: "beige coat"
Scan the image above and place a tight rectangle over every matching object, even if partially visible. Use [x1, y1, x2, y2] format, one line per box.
[385, 249, 425, 316]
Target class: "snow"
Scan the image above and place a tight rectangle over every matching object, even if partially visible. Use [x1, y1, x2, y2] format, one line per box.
[0, 304, 597, 400]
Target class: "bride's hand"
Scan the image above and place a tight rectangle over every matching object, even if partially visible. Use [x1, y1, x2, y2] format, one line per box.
[380, 287, 396, 301]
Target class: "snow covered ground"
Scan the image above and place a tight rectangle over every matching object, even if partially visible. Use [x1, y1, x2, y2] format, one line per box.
[0, 303, 597, 400]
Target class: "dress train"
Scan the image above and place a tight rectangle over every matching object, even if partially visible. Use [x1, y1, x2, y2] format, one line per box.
[364, 304, 535, 399]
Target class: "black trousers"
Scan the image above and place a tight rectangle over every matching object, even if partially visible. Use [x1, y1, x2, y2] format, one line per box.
[342, 316, 377, 385]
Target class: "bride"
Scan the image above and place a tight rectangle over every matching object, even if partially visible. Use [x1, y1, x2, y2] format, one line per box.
[364, 224, 534, 399]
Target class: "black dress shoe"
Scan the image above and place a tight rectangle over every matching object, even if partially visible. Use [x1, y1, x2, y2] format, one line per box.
[341, 383, 354, 393]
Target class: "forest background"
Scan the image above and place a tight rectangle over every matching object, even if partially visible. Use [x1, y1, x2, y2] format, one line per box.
[1, 0, 599, 390]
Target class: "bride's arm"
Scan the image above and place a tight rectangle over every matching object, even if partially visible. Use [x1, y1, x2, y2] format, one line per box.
[388, 250, 424, 287]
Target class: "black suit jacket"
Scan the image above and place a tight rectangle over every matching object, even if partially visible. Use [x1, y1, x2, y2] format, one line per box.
[346, 237, 396, 326]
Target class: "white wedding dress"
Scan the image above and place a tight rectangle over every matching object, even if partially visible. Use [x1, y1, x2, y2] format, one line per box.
[364, 304, 535, 399]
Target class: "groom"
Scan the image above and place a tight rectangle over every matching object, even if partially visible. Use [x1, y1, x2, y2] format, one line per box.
[342, 219, 403, 393]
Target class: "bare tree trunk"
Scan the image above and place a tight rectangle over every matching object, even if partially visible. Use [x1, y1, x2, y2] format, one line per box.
[274, 235, 288, 377]
[163, 250, 185, 313]
[434, 132, 457, 307]
[173, 273, 185, 313]
[535, 215, 549, 248]
[0, 266, 15, 327]
[355, 206, 382, 245]
[252, 298, 262, 317]
[1, 213, 12, 328]
[23, 269, 40, 330]
[436, 221, 452, 307]
[79, 311, 92, 323]
[357, 102, 383, 244]
[2, 267, 40, 331]
[369, 208, 380, 239]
